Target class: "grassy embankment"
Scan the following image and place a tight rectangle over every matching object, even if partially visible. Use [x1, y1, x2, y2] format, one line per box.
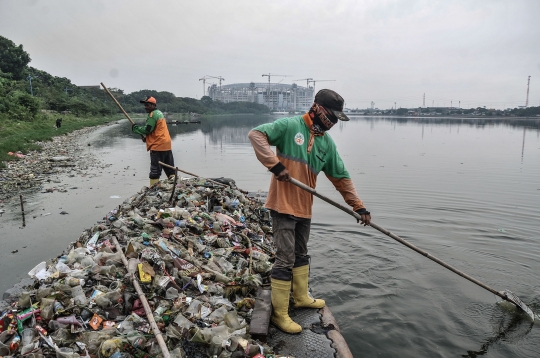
[0, 113, 117, 168]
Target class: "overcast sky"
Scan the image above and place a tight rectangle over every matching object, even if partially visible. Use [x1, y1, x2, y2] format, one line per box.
[1, 0, 539, 109]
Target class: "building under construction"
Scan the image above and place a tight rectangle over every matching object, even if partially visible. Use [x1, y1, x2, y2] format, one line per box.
[207, 83, 314, 111]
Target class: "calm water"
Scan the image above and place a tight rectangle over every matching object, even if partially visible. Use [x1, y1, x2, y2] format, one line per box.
[1, 114, 539, 357]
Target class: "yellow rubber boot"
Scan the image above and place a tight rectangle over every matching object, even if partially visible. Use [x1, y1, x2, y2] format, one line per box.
[292, 265, 326, 309]
[149, 178, 159, 186]
[271, 278, 302, 334]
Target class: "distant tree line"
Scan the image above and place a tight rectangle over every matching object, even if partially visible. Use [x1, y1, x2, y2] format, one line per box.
[0, 35, 269, 122]
[354, 105, 540, 117]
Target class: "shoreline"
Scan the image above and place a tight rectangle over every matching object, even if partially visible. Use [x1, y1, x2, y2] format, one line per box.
[0, 121, 120, 204]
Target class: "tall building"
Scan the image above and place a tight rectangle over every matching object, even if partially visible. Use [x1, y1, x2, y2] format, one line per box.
[208, 82, 314, 111]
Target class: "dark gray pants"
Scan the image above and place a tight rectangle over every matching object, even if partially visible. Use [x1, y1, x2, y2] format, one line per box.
[149, 150, 175, 179]
[271, 211, 311, 281]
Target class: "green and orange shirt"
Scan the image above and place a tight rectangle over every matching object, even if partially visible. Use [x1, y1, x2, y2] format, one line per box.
[248, 114, 365, 218]
[132, 109, 172, 151]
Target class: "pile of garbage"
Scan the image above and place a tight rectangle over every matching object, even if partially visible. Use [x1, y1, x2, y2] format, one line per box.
[0, 126, 107, 203]
[1, 176, 281, 358]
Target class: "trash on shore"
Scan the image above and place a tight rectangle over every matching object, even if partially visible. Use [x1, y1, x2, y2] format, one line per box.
[1, 127, 107, 203]
[0, 176, 284, 358]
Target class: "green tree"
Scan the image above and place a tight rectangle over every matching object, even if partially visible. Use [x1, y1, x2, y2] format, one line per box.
[201, 96, 213, 107]
[0, 36, 31, 80]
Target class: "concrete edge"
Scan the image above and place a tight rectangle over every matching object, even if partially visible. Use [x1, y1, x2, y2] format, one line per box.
[320, 305, 353, 358]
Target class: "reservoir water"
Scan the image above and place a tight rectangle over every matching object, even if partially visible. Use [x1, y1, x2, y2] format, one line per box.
[1, 114, 539, 357]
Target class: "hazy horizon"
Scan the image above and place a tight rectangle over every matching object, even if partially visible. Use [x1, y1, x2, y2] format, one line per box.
[1, 0, 539, 110]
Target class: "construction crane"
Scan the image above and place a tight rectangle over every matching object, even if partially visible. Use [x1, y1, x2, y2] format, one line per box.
[294, 78, 313, 88]
[207, 76, 225, 90]
[262, 73, 291, 108]
[198, 76, 213, 97]
[308, 79, 335, 97]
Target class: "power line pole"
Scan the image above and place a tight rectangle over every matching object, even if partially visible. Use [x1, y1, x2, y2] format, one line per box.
[525, 75, 531, 107]
[199, 76, 212, 97]
[26, 75, 38, 96]
[423, 93, 425, 108]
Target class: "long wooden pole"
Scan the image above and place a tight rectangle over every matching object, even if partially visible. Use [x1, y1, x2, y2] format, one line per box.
[100, 82, 135, 125]
[20, 194, 26, 227]
[158, 162, 227, 188]
[111, 236, 171, 358]
[288, 177, 535, 320]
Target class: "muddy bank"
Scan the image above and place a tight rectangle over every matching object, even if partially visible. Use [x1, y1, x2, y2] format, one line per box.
[0, 123, 120, 204]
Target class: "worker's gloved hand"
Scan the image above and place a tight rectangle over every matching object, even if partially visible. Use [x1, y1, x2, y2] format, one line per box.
[275, 168, 290, 182]
[355, 208, 371, 226]
[131, 124, 136, 131]
[270, 162, 290, 182]
[141, 136, 146, 143]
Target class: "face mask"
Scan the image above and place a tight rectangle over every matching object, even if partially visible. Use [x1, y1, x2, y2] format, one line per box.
[310, 103, 337, 132]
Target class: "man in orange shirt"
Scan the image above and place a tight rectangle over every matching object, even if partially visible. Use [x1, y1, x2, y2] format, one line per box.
[132, 96, 175, 186]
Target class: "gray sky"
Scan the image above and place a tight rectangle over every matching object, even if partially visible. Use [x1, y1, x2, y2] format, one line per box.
[1, 0, 539, 109]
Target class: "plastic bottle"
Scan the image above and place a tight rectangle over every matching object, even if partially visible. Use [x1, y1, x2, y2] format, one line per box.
[175, 219, 186, 227]
[53, 301, 65, 313]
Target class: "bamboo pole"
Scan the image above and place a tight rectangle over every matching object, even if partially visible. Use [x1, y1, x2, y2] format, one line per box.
[111, 236, 171, 358]
[100, 82, 135, 125]
[288, 177, 535, 321]
[20, 194, 26, 227]
[158, 161, 228, 188]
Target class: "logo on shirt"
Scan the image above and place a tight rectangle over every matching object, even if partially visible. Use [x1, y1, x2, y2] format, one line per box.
[294, 132, 304, 145]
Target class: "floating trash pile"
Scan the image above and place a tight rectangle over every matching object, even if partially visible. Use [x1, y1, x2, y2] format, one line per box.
[1, 177, 282, 358]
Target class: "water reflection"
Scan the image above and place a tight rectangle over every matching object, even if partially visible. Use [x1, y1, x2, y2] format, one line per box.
[95, 114, 540, 150]
[92, 115, 275, 148]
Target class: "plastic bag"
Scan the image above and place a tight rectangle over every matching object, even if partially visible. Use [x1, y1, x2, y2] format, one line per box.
[18, 291, 32, 308]
[100, 338, 124, 358]
[40, 297, 55, 320]
[56, 261, 73, 274]
[208, 306, 228, 323]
